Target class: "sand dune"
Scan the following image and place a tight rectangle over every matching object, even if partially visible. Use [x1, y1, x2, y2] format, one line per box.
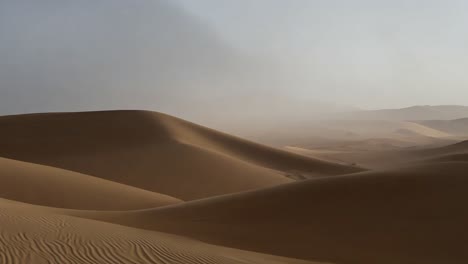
[285, 137, 459, 170]
[1, 109, 467, 263]
[338, 105, 468, 120]
[421, 153, 468, 163]
[285, 122, 465, 169]
[157, 112, 363, 176]
[0, 111, 361, 200]
[241, 106, 468, 147]
[272, 119, 457, 154]
[284, 146, 350, 165]
[332, 139, 468, 169]
[0, 206, 317, 264]
[295, 137, 430, 152]
[0, 157, 180, 210]
[405, 140, 468, 164]
[392, 121, 452, 138]
[417, 118, 468, 136]
[85, 162, 468, 264]
[415, 140, 468, 156]
[310, 120, 452, 139]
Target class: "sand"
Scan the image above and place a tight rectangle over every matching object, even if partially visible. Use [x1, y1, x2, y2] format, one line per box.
[0, 206, 317, 264]
[80, 162, 468, 264]
[0, 110, 468, 264]
[0, 157, 180, 210]
[0, 111, 362, 200]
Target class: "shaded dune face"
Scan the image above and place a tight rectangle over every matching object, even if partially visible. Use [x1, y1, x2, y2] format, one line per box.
[417, 118, 468, 136]
[0, 110, 362, 200]
[415, 140, 468, 157]
[82, 162, 468, 264]
[422, 153, 468, 163]
[158, 113, 364, 176]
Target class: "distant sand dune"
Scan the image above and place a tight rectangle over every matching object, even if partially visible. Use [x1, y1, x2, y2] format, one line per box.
[291, 137, 467, 170]
[415, 140, 468, 157]
[417, 118, 468, 136]
[421, 153, 468, 163]
[393, 121, 452, 138]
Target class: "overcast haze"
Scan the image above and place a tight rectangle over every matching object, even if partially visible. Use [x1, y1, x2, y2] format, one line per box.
[178, 0, 468, 107]
[1, 0, 468, 128]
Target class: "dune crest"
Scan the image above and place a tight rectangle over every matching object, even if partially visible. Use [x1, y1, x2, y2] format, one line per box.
[81, 162, 468, 264]
[0, 157, 180, 210]
[0, 110, 361, 200]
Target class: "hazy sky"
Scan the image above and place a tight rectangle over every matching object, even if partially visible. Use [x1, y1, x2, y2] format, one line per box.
[1, 0, 468, 126]
[177, 0, 468, 107]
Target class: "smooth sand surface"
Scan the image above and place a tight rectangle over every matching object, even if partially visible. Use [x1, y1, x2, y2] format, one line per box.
[417, 118, 468, 136]
[0, 111, 361, 199]
[262, 123, 450, 148]
[415, 140, 468, 156]
[78, 162, 468, 264]
[0, 157, 180, 210]
[1, 110, 468, 264]
[288, 137, 468, 170]
[421, 153, 468, 163]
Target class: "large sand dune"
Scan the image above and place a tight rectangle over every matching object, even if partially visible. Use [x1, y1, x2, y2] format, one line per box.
[417, 118, 468, 136]
[0, 111, 361, 199]
[83, 162, 468, 264]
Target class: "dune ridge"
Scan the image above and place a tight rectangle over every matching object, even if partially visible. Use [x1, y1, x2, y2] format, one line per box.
[0, 157, 180, 210]
[79, 162, 468, 264]
[417, 118, 468, 135]
[416, 140, 468, 156]
[0, 110, 362, 200]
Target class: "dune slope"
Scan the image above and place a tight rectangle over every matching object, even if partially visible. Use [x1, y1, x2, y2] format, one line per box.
[158, 113, 364, 175]
[0, 206, 317, 264]
[421, 153, 468, 163]
[0, 157, 180, 210]
[417, 118, 468, 136]
[416, 140, 468, 156]
[88, 162, 468, 264]
[339, 105, 468, 120]
[0, 111, 361, 200]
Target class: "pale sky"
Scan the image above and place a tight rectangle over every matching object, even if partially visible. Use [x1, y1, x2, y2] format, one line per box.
[1, 0, 468, 126]
[177, 0, 468, 108]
